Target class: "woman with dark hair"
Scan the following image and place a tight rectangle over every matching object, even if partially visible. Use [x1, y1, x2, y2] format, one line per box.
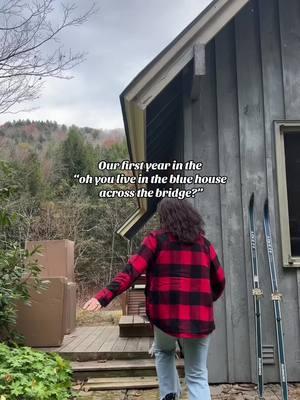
[84, 197, 225, 400]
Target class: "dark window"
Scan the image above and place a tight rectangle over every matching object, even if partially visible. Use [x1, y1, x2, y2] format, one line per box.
[284, 132, 300, 256]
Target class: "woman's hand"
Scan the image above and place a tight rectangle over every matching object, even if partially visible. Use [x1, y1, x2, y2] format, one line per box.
[82, 297, 102, 311]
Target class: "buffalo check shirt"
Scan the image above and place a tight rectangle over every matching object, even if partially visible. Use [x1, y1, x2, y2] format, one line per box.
[95, 230, 225, 338]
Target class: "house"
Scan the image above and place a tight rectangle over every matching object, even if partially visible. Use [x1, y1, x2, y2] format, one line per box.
[117, 0, 300, 384]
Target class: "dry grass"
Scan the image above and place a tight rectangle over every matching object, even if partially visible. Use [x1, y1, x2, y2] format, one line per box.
[76, 294, 123, 327]
[76, 308, 122, 327]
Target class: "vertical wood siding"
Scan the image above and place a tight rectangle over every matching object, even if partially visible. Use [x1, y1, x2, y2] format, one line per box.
[191, 41, 227, 383]
[215, 22, 250, 383]
[183, 0, 300, 382]
[277, 0, 300, 377]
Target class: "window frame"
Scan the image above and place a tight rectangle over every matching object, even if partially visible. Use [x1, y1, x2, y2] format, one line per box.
[274, 120, 300, 267]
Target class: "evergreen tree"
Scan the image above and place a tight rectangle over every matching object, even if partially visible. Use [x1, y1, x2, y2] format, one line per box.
[61, 128, 93, 184]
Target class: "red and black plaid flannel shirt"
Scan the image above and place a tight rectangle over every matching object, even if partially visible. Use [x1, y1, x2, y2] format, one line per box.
[95, 229, 225, 338]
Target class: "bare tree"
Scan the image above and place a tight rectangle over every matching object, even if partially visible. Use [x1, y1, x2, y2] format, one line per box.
[0, 0, 95, 114]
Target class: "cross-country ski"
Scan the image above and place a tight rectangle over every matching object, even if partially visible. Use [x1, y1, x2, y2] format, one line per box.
[249, 193, 264, 400]
[263, 199, 289, 400]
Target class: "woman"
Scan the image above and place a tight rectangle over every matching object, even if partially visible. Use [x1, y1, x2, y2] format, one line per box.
[83, 198, 225, 400]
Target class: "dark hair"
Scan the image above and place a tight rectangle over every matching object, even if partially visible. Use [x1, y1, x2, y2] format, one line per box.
[157, 198, 205, 243]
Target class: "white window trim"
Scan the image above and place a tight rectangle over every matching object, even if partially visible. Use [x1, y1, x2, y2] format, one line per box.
[274, 120, 300, 267]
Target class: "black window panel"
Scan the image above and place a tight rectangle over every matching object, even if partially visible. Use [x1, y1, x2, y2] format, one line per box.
[284, 132, 300, 257]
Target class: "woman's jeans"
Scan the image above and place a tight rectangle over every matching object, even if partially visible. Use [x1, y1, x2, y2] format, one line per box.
[151, 325, 211, 400]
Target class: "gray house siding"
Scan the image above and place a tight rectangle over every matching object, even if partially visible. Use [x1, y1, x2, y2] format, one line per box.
[183, 0, 300, 383]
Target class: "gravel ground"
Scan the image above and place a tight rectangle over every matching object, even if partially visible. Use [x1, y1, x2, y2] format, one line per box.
[75, 381, 300, 399]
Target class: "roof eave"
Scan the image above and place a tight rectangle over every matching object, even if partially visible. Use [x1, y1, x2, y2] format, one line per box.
[117, 0, 250, 238]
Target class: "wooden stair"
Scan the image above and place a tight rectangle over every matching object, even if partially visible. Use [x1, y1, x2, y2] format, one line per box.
[72, 358, 185, 380]
[73, 376, 160, 391]
[119, 274, 154, 337]
[119, 315, 153, 337]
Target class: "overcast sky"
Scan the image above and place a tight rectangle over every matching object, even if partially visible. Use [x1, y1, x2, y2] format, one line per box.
[0, 0, 212, 130]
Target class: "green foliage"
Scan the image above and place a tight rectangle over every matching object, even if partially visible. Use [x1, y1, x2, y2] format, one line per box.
[0, 160, 42, 344]
[0, 160, 20, 231]
[99, 137, 128, 162]
[1, 150, 43, 200]
[0, 243, 43, 343]
[0, 123, 154, 301]
[0, 161, 15, 227]
[0, 160, 19, 197]
[0, 343, 73, 400]
[25, 153, 43, 197]
[12, 151, 43, 198]
[61, 128, 94, 184]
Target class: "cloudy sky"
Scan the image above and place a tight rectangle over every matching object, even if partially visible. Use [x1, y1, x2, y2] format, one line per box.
[0, 0, 212, 129]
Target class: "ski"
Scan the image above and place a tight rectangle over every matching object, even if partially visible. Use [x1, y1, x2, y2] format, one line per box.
[263, 199, 289, 400]
[249, 193, 264, 400]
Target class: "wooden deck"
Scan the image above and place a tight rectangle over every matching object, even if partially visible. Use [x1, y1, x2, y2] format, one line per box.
[39, 326, 156, 362]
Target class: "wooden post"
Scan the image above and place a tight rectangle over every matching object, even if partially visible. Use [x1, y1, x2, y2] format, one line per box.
[190, 43, 206, 101]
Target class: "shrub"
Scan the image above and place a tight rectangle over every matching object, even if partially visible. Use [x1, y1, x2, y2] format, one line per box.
[0, 159, 43, 344]
[0, 241, 44, 343]
[0, 343, 73, 400]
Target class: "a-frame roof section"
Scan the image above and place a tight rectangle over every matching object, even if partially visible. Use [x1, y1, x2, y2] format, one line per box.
[121, 0, 249, 109]
[118, 0, 250, 239]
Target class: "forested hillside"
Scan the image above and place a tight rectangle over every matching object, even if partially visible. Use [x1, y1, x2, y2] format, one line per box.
[0, 121, 158, 301]
[0, 120, 124, 155]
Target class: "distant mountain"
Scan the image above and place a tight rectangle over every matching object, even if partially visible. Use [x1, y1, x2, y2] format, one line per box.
[0, 120, 125, 153]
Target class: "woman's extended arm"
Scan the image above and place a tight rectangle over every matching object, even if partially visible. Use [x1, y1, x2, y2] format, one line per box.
[84, 232, 158, 310]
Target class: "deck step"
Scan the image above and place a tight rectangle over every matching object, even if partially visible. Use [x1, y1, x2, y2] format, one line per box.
[119, 315, 154, 337]
[39, 326, 156, 361]
[73, 376, 160, 391]
[72, 358, 185, 380]
[50, 348, 155, 362]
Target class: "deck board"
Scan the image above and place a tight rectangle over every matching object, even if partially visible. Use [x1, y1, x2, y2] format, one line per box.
[98, 326, 119, 352]
[75, 326, 105, 353]
[133, 315, 147, 324]
[124, 336, 140, 353]
[71, 357, 185, 379]
[61, 326, 96, 352]
[37, 326, 160, 361]
[119, 315, 133, 325]
[88, 326, 113, 353]
[111, 336, 128, 352]
[137, 336, 151, 352]
[72, 359, 184, 371]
